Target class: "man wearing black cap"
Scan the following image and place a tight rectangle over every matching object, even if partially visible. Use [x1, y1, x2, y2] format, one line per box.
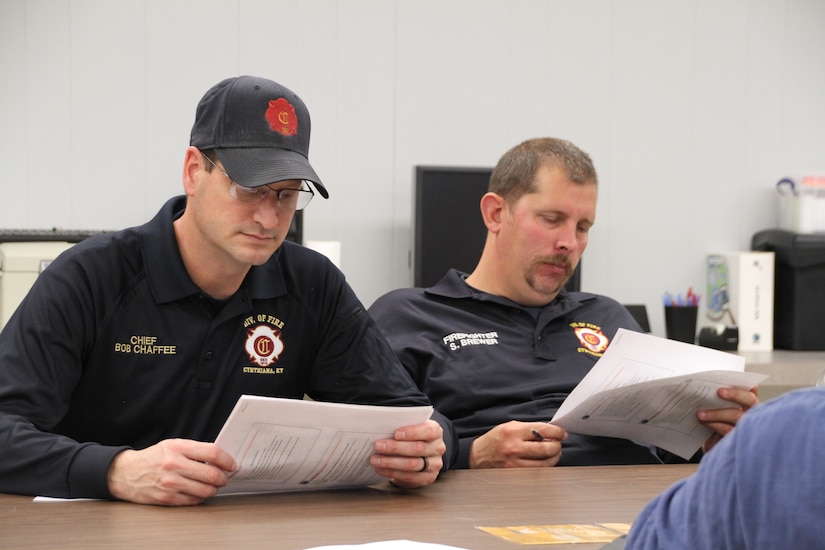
[0, 76, 455, 505]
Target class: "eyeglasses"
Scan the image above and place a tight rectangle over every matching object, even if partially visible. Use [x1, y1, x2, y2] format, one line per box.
[202, 153, 315, 211]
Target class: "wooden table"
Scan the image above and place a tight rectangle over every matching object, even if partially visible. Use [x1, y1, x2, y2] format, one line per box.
[0, 464, 696, 549]
[741, 349, 825, 401]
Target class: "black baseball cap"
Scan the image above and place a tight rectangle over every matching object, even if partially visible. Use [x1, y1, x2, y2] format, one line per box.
[190, 75, 328, 198]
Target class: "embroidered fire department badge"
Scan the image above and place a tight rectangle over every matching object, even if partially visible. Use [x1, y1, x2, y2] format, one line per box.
[245, 324, 284, 367]
[265, 98, 298, 136]
[573, 326, 610, 354]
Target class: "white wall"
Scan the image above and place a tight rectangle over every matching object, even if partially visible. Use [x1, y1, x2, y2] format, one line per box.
[2, 0, 824, 336]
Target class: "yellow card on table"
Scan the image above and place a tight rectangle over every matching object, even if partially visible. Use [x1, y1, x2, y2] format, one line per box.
[476, 523, 631, 545]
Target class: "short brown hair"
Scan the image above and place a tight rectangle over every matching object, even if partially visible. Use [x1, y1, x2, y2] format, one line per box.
[489, 138, 597, 203]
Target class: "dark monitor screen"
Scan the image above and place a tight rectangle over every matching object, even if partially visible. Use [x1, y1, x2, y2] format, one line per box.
[413, 165, 581, 291]
[414, 166, 490, 287]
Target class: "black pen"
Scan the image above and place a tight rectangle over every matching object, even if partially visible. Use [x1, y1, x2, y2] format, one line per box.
[531, 429, 545, 442]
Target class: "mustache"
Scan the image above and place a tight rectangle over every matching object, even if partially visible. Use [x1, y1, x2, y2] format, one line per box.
[534, 254, 573, 277]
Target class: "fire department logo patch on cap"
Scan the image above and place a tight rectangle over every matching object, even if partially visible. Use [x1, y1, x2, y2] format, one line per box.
[265, 98, 298, 136]
[245, 324, 284, 367]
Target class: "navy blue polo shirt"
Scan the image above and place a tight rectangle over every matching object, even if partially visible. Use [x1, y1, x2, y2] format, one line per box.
[0, 196, 453, 499]
[369, 269, 668, 468]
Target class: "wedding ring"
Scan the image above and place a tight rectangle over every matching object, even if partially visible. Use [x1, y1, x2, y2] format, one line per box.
[418, 456, 428, 472]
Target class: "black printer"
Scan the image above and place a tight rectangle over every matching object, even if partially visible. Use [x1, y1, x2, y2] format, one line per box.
[752, 229, 825, 350]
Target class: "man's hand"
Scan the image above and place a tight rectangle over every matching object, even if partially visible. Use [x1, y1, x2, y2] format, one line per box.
[107, 439, 237, 506]
[469, 420, 567, 469]
[370, 419, 446, 488]
[698, 386, 760, 453]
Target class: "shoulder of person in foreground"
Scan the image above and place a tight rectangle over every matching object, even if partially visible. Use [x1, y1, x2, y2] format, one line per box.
[625, 386, 825, 550]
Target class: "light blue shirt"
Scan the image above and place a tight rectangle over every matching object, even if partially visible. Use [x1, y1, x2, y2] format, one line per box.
[627, 386, 825, 549]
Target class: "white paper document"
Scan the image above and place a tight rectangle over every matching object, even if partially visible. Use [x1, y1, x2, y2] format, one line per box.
[550, 329, 768, 459]
[214, 396, 433, 495]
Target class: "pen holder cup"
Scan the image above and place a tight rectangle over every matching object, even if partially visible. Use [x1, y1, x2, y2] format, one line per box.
[664, 306, 698, 344]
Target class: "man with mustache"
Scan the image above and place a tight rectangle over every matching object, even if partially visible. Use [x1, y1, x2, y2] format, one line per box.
[369, 137, 757, 469]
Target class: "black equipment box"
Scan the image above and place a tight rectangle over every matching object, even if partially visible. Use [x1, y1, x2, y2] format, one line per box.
[751, 229, 825, 350]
